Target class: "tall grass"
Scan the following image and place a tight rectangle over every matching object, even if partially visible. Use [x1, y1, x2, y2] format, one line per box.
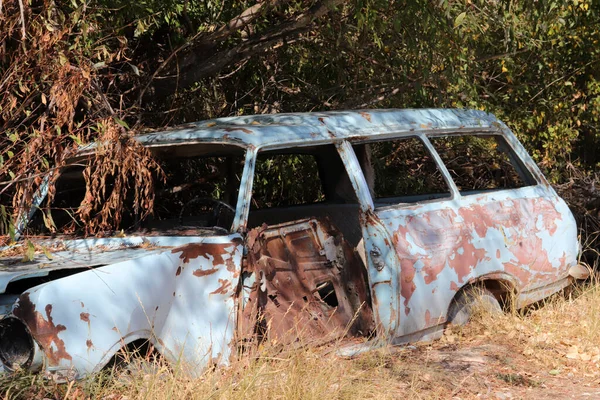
[2, 276, 600, 399]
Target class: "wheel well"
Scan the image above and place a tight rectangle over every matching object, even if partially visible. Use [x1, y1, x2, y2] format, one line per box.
[453, 278, 517, 311]
[103, 338, 162, 371]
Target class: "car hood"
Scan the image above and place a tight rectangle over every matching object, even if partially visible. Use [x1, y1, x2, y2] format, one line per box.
[0, 234, 234, 293]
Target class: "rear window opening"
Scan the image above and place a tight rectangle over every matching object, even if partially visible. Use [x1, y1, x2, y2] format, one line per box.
[429, 134, 535, 194]
[352, 137, 452, 207]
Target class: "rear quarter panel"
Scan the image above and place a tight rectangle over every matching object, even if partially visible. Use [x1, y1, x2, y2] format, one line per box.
[376, 184, 578, 338]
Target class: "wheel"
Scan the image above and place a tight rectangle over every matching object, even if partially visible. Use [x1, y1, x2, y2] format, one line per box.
[447, 287, 502, 326]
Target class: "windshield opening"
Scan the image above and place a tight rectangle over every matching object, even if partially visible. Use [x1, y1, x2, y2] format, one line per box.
[24, 144, 246, 237]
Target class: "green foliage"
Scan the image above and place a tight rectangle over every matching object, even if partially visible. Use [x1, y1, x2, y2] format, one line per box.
[441, 0, 600, 181]
[1, 0, 599, 235]
[252, 154, 325, 208]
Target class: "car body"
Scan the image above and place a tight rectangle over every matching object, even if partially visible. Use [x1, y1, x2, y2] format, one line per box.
[0, 109, 584, 379]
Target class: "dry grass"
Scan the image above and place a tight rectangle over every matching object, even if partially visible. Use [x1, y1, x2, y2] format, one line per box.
[3, 278, 600, 400]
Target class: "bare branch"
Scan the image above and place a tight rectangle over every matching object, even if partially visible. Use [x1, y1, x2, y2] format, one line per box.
[148, 0, 346, 100]
[17, 0, 25, 40]
[207, 0, 291, 43]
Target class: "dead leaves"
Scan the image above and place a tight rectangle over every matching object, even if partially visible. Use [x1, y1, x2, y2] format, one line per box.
[564, 344, 600, 363]
[78, 119, 163, 235]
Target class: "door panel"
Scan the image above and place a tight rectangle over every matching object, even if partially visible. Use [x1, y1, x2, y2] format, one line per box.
[241, 218, 374, 345]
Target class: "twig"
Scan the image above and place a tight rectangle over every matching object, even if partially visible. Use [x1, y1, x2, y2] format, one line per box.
[17, 0, 25, 40]
[218, 59, 249, 80]
[530, 60, 597, 102]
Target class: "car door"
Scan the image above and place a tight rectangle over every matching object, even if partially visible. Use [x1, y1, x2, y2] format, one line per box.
[237, 144, 374, 346]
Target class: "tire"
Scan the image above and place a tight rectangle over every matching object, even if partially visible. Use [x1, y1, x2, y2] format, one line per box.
[447, 287, 502, 326]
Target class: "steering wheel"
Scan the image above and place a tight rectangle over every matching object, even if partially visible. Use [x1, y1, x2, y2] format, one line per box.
[178, 197, 236, 229]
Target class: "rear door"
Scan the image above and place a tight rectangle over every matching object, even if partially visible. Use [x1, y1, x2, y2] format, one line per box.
[241, 218, 373, 344]
[238, 144, 374, 345]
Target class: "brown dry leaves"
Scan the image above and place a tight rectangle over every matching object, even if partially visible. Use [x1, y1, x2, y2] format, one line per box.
[78, 120, 163, 234]
[0, 1, 159, 236]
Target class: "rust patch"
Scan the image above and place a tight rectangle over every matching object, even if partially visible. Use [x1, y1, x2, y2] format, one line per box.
[359, 111, 372, 122]
[13, 294, 72, 365]
[210, 279, 232, 295]
[559, 252, 568, 267]
[193, 268, 218, 277]
[424, 309, 432, 325]
[242, 218, 374, 347]
[223, 127, 252, 134]
[171, 243, 235, 269]
[86, 340, 93, 349]
[450, 281, 459, 291]
[158, 338, 165, 347]
[226, 260, 240, 278]
[175, 266, 182, 276]
[80, 312, 90, 323]
[392, 197, 562, 314]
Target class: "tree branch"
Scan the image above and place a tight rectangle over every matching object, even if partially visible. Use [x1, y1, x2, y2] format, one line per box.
[146, 0, 345, 101]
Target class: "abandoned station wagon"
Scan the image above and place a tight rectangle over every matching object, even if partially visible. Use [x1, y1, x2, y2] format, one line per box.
[0, 109, 585, 379]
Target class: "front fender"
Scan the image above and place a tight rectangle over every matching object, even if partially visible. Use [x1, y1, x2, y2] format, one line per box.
[3, 236, 243, 379]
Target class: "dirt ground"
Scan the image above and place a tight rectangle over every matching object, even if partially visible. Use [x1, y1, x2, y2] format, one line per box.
[356, 335, 600, 399]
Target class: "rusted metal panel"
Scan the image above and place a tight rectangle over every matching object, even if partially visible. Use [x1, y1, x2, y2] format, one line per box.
[378, 188, 578, 338]
[7, 235, 243, 378]
[240, 218, 373, 345]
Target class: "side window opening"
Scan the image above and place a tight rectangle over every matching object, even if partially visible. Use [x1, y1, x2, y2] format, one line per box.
[250, 153, 325, 209]
[352, 137, 451, 206]
[429, 134, 535, 194]
[248, 144, 361, 245]
[151, 152, 245, 231]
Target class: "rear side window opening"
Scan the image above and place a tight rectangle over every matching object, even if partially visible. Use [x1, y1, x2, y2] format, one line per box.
[429, 134, 536, 195]
[352, 137, 452, 207]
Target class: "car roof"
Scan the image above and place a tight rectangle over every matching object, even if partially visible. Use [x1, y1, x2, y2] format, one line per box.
[78, 108, 502, 155]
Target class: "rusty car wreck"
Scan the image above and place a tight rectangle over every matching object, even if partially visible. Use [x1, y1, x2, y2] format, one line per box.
[0, 109, 587, 379]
